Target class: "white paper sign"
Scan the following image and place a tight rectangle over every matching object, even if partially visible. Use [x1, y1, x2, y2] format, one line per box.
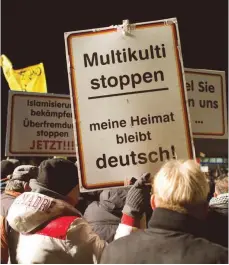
[185, 68, 227, 139]
[65, 18, 195, 191]
[6, 91, 76, 156]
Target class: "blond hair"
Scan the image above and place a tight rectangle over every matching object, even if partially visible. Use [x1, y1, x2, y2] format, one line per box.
[152, 160, 209, 213]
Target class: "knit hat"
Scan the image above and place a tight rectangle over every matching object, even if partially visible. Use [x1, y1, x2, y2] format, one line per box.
[11, 165, 38, 182]
[37, 158, 78, 196]
[1, 160, 15, 179]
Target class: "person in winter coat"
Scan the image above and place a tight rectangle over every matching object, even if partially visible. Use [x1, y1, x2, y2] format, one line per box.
[100, 160, 228, 264]
[205, 174, 228, 247]
[84, 188, 129, 243]
[1, 165, 38, 263]
[6, 158, 107, 264]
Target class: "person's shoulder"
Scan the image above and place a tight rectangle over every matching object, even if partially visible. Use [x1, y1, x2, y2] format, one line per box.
[205, 242, 228, 263]
[84, 201, 102, 219]
[108, 229, 228, 252]
[190, 236, 228, 261]
[34, 216, 79, 241]
[85, 201, 100, 211]
[1, 193, 15, 211]
[194, 235, 227, 248]
[67, 215, 102, 242]
[100, 231, 144, 263]
[209, 206, 228, 218]
[104, 229, 144, 250]
[1, 192, 13, 199]
[0, 192, 8, 200]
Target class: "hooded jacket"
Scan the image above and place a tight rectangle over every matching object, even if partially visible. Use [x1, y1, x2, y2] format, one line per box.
[6, 189, 106, 264]
[84, 188, 128, 243]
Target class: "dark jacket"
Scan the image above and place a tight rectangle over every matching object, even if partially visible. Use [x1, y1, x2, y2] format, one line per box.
[100, 208, 228, 264]
[205, 193, 228, 247]
[84, 188, 128, 243]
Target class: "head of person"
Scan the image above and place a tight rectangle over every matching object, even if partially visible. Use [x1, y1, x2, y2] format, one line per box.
[151, 159, 210, 219]
[6, 165, 38, 193]
[1, 160, 18, 179]
[214, 174, 228, 197]
[100, 188, 129, 218]
[37, 158, 79, 206]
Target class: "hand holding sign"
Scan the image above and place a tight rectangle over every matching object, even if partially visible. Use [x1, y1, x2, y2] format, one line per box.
[122, 172, 151, 219]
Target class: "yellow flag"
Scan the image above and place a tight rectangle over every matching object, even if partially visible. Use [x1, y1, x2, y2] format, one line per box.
[0, 55, 47, 93]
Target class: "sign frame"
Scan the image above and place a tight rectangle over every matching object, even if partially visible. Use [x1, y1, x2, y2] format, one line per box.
[185, 68, 227, 139]
[6, 91, 76, 157]
[65, 18, 195, 191]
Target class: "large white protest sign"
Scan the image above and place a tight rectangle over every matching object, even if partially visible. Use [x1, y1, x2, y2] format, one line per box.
[185, 68, 227, 139]
[6, 91, 76, 156]
[65, 18, 195, 191]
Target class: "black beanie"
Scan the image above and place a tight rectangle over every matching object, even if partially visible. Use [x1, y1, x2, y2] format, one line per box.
[37, 158, 78, 196]
[1, 160, 15, 179]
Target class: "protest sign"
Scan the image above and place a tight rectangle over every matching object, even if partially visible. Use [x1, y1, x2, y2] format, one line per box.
[6, 91, 76, 156]
[185, 68, 227, 139]
[65, 18, 194, 191]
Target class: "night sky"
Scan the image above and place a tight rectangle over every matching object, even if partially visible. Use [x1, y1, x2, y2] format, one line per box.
[1, 0, 228, 158]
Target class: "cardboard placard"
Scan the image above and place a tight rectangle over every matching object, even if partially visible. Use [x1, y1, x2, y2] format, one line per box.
[65, 18, 194, 191]
[6, 91, 76, 156]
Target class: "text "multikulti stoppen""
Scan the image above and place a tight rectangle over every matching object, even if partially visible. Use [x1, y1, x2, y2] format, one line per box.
[83, 44, 167, 91]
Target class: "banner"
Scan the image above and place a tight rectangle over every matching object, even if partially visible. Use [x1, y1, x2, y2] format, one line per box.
[1, 55, 47, 93]
[185, 68, 227, 139]
[65, 18, 194, 191]
[6, 91, 75, 156]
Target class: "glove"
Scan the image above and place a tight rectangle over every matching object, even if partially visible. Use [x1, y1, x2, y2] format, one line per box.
[122, 172, 151, 219]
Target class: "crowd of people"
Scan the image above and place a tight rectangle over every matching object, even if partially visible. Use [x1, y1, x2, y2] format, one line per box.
[0, 157, 228, 263]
